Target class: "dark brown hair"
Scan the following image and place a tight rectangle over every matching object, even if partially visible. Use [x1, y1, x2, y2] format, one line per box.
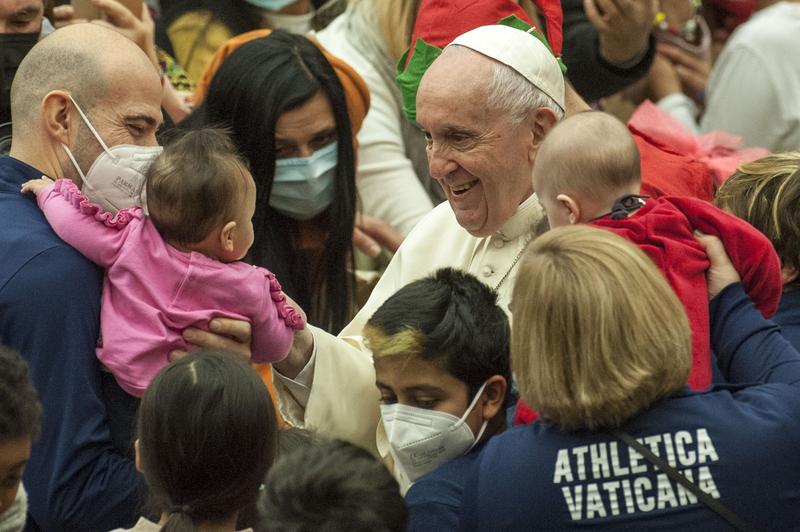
[715, 153, 800, 291]
[146, 128, 251, 246]
[137, 350, 278, 532]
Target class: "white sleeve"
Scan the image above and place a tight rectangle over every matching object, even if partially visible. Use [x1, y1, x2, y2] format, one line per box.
[700, 45, 781, 149]
[354, 65, 434, 236]
[656, 93, 700, 134]
[272, 325, 381, 455]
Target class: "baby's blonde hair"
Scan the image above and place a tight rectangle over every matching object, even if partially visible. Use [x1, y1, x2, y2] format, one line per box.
[533, 112, 641, 202]
[511, 225, 691, 431]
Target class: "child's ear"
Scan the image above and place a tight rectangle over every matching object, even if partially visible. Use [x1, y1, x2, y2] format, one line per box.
[480, 375, 508, 421]
[556, 193, 581, 224]
[219, 221, 237, 253]
[134, 439, 142, 473]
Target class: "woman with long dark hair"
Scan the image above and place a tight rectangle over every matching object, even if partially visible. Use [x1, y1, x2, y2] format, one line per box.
[185, 30, 363, 333]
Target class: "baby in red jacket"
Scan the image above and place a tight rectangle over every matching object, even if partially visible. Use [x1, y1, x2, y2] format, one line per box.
[533, 111, 782, 391]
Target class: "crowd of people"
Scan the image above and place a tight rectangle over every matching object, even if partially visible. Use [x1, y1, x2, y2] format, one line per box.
[0, 0, 798, 530]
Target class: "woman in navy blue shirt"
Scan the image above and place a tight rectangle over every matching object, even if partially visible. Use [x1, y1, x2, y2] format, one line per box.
[459, 225, 800, 531]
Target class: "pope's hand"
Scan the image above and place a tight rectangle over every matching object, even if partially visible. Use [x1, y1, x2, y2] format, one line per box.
[171, 318, 253, 361]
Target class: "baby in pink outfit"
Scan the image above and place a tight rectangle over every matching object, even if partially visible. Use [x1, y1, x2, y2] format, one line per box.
[21, 128, 304, 397]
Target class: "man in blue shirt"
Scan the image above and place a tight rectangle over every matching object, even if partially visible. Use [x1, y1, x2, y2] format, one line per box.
[0, 24, 163, 530]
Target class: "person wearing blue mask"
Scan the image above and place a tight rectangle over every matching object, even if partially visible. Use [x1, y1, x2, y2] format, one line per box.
[185, 30, 366, 334]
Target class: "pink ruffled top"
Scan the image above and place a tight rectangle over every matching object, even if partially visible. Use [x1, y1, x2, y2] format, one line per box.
[36, 179, 304, 397]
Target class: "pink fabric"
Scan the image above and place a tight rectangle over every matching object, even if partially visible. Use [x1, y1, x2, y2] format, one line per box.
[37, 179, 304, 397]
[629, 100, 769, 187]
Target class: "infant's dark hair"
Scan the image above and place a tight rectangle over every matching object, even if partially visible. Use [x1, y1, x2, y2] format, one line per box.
[0, 344, 42, 441]
[146, 128, 251, 245]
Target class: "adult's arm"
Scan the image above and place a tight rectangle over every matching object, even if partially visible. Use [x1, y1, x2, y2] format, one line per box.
[561, 0, 656, 101]
[0, 247, 144, 530]
[272, 326, 381, 455]
[710, 283, 800, 388]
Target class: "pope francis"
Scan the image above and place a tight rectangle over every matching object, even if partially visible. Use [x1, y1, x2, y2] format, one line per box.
[272, 24, 566, 479]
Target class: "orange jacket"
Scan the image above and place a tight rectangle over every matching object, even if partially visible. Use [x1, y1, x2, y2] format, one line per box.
[193, 29, 370, 138]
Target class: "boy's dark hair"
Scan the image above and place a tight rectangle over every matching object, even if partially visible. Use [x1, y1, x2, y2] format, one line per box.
[364, 268, 511, 401]
[257, 439, 406, 532]
[0, 344, 42, 440]
[137, 350, 277, 532]
[146, 127, 251, 246]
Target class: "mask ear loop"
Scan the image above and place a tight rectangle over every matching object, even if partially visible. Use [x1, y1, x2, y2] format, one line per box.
[66, 94, 114, 157]
[457, 381, 491, 453]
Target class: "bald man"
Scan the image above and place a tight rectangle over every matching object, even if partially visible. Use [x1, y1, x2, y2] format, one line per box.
[0, 24, 160, 530]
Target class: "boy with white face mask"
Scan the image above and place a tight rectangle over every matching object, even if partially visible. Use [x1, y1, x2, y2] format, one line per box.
[362, 268, 511, 531]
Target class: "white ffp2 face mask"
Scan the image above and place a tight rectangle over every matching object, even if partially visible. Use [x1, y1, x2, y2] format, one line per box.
[61, 94, 162, 213]
[380, 381, 489, 483]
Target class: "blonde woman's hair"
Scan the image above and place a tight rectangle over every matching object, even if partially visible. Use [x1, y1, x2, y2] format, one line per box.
[511, 225, 691, 431]
[350, 0, 423, 61]
[715, 152, 800, 291]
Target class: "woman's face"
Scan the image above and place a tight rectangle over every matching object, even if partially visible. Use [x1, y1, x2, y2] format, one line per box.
[0, 437, 30, 517]
[274, 91, 337, 159]
[374, 356, 485, 435]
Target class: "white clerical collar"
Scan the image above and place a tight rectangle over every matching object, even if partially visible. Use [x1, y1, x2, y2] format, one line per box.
[496, 193, 546, 241]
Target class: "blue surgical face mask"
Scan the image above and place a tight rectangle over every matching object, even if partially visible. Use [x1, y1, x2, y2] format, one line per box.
[242, 0, 297, 11]
[270, 142, 337, 220]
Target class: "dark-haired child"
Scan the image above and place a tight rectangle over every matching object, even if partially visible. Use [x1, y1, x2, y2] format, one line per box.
[21, 128, 304, 399]
[363, 267, 511, 530]
[112, 350, 277, 531]
[0, 345, 42, 531]
[257, 438, 406, 532]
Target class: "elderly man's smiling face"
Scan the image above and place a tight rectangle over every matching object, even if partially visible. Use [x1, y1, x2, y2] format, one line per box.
[417, 47, 542, 237]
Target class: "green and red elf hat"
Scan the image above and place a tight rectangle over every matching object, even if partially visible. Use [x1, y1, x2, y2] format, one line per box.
[396, 0, 566, 122]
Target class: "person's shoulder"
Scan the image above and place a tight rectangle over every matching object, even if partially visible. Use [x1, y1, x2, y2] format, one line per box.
[406, 452, 481, 507]
[726, 4, 800, 53]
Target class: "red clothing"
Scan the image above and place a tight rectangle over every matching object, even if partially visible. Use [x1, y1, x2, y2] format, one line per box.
[514, 196, 782, 426]
[595, 196, 781, 390]
[632, 128, 715, 202]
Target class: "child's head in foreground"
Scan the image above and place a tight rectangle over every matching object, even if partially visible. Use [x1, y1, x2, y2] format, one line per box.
[533, 111, 641, 228]
[135, 350, 277, 530]
[257, 438, 407, 532]
[146, 128, 256, 262]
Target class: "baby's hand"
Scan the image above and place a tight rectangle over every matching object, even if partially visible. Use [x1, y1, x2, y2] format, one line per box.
[20, 176, 55, 196]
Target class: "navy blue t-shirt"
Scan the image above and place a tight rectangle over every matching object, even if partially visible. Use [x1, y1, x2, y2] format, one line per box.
[775, 290, 800, 351]
[458, 284, 800, 531]
[405, 445, 483, 531]
[0, 156, 144, 530]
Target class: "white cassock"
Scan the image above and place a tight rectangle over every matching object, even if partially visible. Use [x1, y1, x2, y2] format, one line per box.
[273, 195, 546, 485]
